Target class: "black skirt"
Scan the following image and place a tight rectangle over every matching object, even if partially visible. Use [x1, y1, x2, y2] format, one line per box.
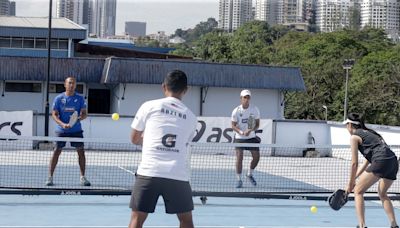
[366, 157, 399, 180]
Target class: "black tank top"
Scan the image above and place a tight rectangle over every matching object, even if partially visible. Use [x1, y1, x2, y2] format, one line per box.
[354, 129, 396, 162]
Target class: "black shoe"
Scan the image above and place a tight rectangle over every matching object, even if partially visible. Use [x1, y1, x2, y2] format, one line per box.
[246, 174, 257, 186]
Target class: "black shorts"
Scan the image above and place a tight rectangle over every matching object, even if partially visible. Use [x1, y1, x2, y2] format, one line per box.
[366, 158, 399, 180]
[234, 137, 260, 151]
[130, 174, 193, 214]
[55, 131, 84, 149]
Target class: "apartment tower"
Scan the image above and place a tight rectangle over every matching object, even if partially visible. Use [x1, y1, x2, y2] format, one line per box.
[219, 0, 253, 32]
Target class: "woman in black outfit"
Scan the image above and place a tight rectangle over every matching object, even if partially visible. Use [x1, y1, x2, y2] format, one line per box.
[344, 113, 398, 228]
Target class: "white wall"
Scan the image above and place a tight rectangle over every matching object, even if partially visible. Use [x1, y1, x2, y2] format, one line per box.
[274, 120, 331, 156]
[200, 87, 281, 118]
[0, 92, 44, 112]
[275, 120, 331, 145]
[108, 84, 282, 119]
[110, 84, 164, 116]
[0, 82, 84, 113]
[329, 122, 400, 146]
[0, 82, 282, 119]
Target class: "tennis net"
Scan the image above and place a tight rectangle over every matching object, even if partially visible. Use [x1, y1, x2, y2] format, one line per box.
[1, 135, 400, 199]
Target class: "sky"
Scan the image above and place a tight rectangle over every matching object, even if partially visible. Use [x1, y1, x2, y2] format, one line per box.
[13, 0, 219, 35]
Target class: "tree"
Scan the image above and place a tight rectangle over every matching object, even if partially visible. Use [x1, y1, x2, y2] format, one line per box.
[173, 18, 219, 44]
[346, 46, 400, 125]
[270, 30, 381, 121]
[194, 31, 232, 62]
[169, 43, 195, 57]
[229, 21, 274, 64]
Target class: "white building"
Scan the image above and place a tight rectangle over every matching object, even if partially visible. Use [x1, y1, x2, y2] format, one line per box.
[0, 56, 305, 121]
[255, 0, 308, 25]
[255, 0, 276, 24]
[360, 0, 400, 36]
[219, 0, 253, 32]
[148, 31, 169, 43]
[169, 36, 186, 44]
[315, 0, 353, 32]
[90, 0, 116, 38]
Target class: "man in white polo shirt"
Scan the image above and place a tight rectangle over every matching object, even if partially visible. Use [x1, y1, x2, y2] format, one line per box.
[231, 89, 261, 188]
[128, 70, 197, 228]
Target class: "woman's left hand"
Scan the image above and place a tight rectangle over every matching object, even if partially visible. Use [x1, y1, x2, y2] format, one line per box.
[346, 182, 355, 194]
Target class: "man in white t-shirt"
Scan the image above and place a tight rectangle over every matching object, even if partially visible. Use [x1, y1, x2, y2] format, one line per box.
[231, 89, 261, 188]
[128, 70, 197, 228]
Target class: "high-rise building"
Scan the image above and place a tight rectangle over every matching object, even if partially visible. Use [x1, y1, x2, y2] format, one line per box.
[255, 0, 276, 24]
[281, 0, 305, 23]
[360, 0, 400, 35]
[56, 0, 89, 26]
[82, 0, 90, 25]
[315, 0, 354, 32]
[125, 21, 146, 37]
[90, 0, 117, 37]
[9, 1, 14, 16]
[255, 0, 309, 25]
[0, 0, 9, 16]
[305, 0, 316, 23]
[0, 0, 15, 16]
[218, 0, 252, 32]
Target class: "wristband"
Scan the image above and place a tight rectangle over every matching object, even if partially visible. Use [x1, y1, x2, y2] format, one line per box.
[239, 130, 243, 135]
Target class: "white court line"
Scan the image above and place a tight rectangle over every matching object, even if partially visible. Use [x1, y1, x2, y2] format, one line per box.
[117, 165, 135, 175]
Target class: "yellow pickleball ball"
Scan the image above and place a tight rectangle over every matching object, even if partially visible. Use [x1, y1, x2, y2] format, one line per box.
[111, 113, 120, 121]
[310, 206, 318, 213]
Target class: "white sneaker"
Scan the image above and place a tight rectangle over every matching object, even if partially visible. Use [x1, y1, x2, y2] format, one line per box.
[45, 176, 53, 186]
[80, 176, 91, 186]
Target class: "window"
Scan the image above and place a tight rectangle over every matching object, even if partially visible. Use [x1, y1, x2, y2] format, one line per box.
[51, 39, 58, 49]
[5, 82, 42, 93]
[59, 39, 68, 50]
[0, 37, 11, 47]
[36, 38, 47, 49]
[23, 39, 34, 48]
[11, 37, 23, 48]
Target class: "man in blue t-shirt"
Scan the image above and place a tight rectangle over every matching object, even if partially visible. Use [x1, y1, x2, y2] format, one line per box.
[45, 76, 90, 187]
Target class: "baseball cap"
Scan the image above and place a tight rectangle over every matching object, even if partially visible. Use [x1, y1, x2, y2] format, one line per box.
[240, 89, 251, 97]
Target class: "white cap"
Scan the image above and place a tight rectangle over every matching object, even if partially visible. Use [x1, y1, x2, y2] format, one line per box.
[342, 118, 360, 125]
[240, 89, 251, 97]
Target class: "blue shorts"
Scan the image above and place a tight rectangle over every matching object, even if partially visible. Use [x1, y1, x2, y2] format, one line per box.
[55, 131, 84, 149]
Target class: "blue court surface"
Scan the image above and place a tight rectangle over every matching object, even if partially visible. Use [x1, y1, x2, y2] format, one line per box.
[0, 194, 397, 227]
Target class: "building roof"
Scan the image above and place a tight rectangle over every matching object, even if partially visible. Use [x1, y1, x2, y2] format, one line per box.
[101, 57, 305, 91]
[0, 16, 85, 30]
[82, 38, 175, 54]
[75, 43, 191, 60]
[0, 16, 87, 40]
[0, 56, 305, 91]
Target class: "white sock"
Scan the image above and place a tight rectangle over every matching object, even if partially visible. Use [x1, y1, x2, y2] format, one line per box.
[248, 169, 254, 176]
[236, 174, 242, 181]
